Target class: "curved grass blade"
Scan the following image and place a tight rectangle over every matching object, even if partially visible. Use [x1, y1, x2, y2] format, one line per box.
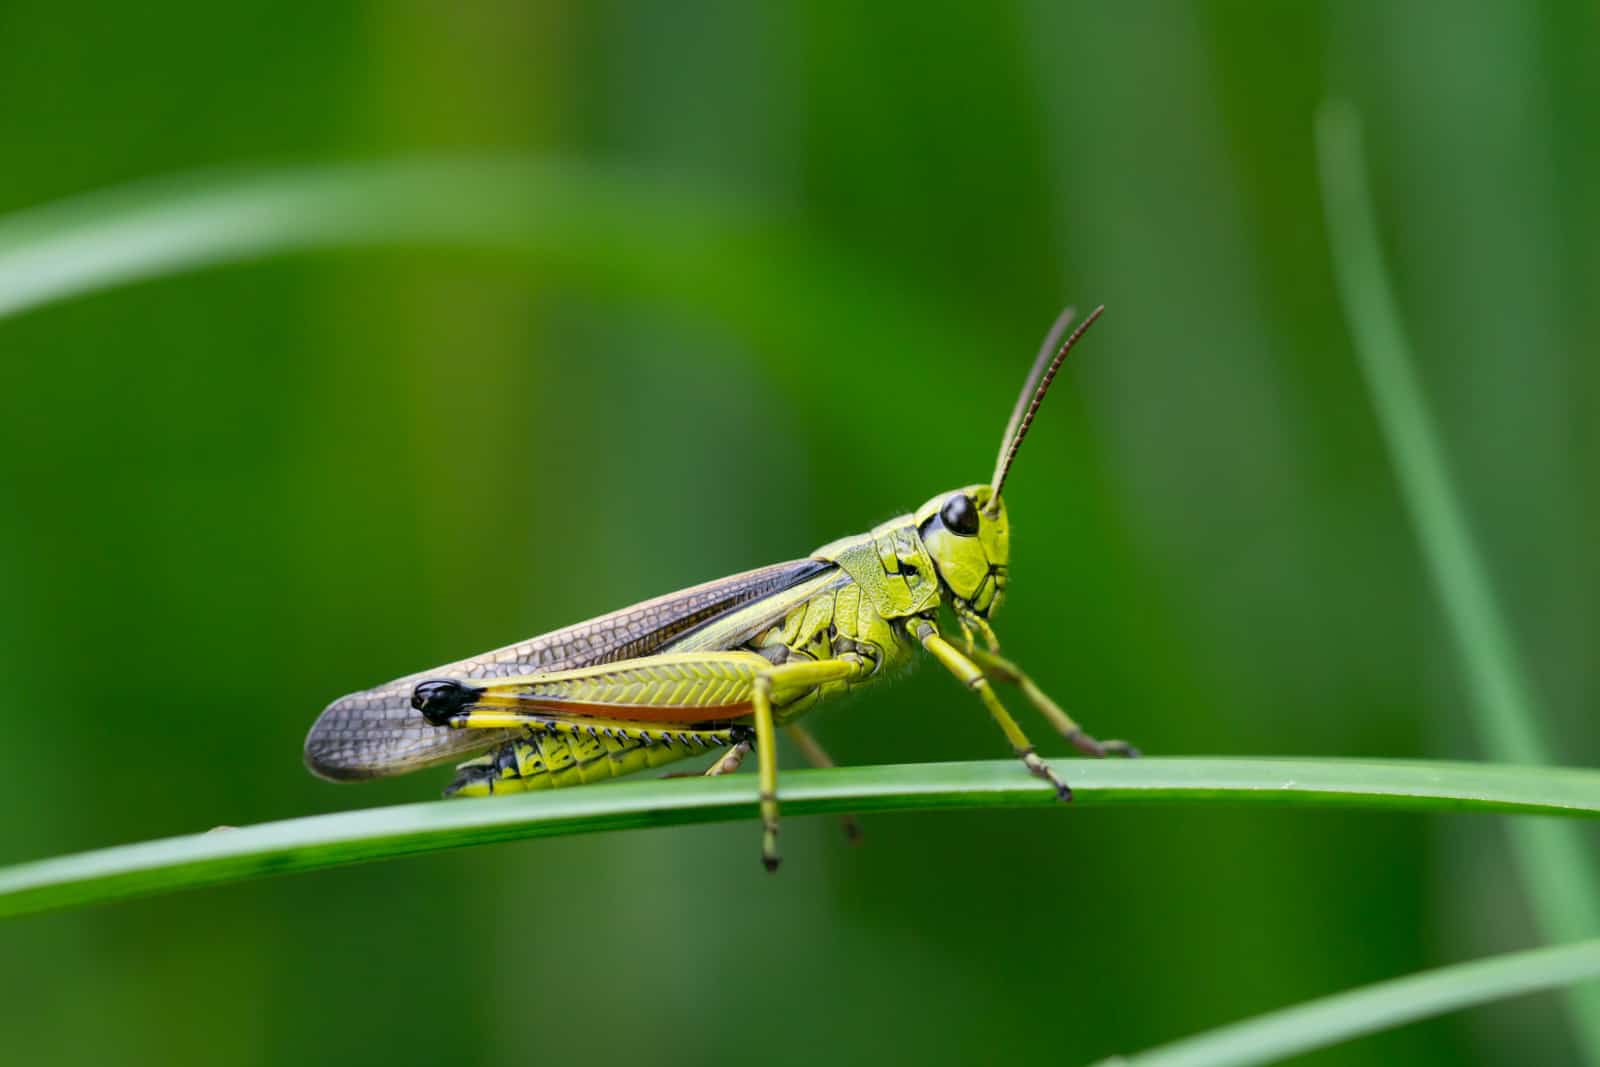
[0, 158, 997, 483]
[3, 758, 1600, 920]
[1098, 937, 1600, 1067]
[1317, 101, 1600, 1055]
[0, 158, 764, 322]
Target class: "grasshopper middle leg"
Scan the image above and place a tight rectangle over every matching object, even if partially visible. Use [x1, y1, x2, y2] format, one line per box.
[966, 647, 1140, 758]
[684, 738, 751, 777]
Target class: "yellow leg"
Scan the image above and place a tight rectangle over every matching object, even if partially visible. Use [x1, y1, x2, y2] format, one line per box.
[967, 647, 1140, 758]
[702, 739, 752, 776]
[786, 724, 863, 844]
[423, 653, 860, 869]
[661, 736, 753, 779]
[753, 677, 781, 871]
[913, 619, 1074, 801]
[751, 657, 863, 873]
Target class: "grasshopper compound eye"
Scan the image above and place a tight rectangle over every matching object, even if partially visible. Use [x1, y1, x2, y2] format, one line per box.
[940, 493, 981, 536]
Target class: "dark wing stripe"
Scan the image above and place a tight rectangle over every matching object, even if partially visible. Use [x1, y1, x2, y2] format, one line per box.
[304, 559, 832, 779]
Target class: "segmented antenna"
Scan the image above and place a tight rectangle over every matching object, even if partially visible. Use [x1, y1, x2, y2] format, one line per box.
[996, 304, 1077, 458]
[987, 304, 1104, 511]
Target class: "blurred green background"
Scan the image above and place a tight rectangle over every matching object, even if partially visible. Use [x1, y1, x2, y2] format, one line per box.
[1, 2, 1596, 1064]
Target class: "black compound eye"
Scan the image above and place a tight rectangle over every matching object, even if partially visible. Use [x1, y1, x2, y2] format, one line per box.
[940, 494, 981, 536]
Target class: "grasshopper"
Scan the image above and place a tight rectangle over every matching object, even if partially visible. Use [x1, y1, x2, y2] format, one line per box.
[304, 305, 1136, 870]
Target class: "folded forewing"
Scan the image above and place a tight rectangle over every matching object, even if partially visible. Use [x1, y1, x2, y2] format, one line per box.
[304, 558, 833, 779]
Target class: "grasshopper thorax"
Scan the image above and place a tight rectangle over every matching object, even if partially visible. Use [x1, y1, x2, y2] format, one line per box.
[916, 484, 1009, 618]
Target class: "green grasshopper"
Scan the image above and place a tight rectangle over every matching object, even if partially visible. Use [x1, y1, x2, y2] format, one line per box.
[304, 305, 1136, 870]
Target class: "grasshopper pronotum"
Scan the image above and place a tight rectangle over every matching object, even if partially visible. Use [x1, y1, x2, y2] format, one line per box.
[305, 305, 1137, 870]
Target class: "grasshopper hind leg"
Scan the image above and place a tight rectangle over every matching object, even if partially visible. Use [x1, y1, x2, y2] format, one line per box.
[748, 656, 868, 873]
[786, 724, 862, 844]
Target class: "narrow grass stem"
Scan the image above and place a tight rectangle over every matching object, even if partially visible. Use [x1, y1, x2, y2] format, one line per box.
[1316, 100, 1600, 1058]
[0, 159, 747, 322]
[1099, 938, 1600, 1067]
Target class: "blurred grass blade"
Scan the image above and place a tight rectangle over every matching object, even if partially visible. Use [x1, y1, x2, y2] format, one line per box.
[1100, 937, 1600, 1067]
[0, 158, 760, 322]
[1317, 101, 1600, 1055]
[4, 758, 1600, 919]
[0, 159, 992, 473]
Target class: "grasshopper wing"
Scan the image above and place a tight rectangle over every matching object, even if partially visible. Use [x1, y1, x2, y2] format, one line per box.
[305, 559, 835, 780]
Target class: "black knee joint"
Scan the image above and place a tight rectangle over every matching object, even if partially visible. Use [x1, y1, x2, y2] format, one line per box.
[412, 678, 483, 726]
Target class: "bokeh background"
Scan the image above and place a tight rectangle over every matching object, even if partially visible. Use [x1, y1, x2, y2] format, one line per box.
[2, 2, 1597, 1064]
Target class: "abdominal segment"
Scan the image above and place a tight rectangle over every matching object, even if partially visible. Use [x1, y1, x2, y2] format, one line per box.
[446, 718, 751, 795]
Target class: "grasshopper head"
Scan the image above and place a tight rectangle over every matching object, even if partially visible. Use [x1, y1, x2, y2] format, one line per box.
[917, 485, 1010, 616]
[918, 304, 1104, 620]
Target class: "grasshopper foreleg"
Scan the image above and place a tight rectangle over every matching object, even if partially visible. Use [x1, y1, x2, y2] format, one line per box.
[966, 647, 1140, 758]
[912, 618, 1075, 801]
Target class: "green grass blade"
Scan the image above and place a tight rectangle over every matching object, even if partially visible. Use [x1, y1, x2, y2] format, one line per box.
[0, 159, 995, 475]
[3, 758, 1599, 919]
[0, 158, 763, 322]
[1099, 937, 1600, 1067]
[1316, 101, 1600, 1056]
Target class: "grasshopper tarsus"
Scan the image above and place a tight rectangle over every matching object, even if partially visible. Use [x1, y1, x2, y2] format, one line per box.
[1065, 728, 1142, 760]
[1045, 772, 1075, 803]
[1020, 749, 1074, 802]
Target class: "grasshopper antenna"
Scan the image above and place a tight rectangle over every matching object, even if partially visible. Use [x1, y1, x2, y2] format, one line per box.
[987, 303, 1104, 512]
[998, 304, 1076, 456]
